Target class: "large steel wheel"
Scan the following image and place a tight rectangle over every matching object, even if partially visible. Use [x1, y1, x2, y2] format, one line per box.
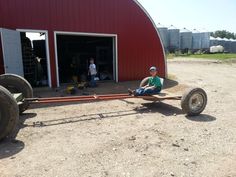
[181, 87, 207, 116]
[0, 74, 33, 113]
[0, 86, 19, 141]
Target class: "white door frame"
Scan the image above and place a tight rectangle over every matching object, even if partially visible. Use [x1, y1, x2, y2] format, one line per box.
[54, 31, 118, 87]
[16, 29, 52, 87]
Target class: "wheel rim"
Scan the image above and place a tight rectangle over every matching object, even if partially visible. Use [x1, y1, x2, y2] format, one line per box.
[189, 93, 205, 113]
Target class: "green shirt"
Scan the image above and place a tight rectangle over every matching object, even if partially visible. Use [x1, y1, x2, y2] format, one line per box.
[148, 76, 162, 89]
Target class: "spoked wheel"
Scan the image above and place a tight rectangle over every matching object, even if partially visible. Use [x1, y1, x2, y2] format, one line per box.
[0, 74, 33, 114]
[181, 87, 207, 116]
[0, 86, 19, 141]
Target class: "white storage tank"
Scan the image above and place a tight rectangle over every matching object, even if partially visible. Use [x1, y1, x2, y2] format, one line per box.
[201, 29, 210, 50]
[180, 28, 192, 50]
[210, 45, 224, 53]
[157, 23, 169, 51]
[192, 29, 202, 50]
[168, 25, 180, 52]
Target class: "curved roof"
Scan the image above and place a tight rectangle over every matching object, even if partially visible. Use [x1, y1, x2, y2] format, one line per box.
[0, 0, 166, 85]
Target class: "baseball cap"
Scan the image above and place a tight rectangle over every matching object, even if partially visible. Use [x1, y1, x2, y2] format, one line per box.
[149, 66, 157, 71]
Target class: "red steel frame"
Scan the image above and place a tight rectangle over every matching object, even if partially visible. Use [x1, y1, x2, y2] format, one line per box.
[27, 93, 182, 104]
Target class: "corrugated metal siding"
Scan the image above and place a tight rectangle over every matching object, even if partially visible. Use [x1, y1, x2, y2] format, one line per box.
[0, 0, 165, 87]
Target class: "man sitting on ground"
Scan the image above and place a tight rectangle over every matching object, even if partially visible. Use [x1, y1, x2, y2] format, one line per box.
[128, 66, 162, 96]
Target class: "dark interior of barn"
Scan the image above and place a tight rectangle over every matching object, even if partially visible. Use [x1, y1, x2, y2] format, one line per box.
[20, 32, 48, 87]
[56, 35, 114, 84]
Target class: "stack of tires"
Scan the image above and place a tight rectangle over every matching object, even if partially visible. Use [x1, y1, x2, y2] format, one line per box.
[0, 74, 33, 141]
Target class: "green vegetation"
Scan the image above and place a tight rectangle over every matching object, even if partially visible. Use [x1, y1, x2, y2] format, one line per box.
[167, 53, 236, 60]
[211, 30, 236, 40]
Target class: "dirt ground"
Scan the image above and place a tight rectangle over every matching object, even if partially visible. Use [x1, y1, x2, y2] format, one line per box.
[0, 58, 236, 177]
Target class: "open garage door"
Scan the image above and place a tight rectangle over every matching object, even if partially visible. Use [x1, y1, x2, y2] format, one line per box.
[0, 28, 24, 76]
[55, 33, 117, 86]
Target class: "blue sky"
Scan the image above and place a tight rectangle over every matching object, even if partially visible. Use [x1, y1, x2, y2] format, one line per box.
[138, 0, 236, 33]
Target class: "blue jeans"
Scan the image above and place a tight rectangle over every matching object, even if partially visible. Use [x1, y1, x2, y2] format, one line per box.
[90, 75, 96, 87]
[134, 87, 161, 96]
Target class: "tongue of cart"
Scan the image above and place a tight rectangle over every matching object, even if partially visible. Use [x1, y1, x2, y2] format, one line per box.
[12, 93, 24, 105]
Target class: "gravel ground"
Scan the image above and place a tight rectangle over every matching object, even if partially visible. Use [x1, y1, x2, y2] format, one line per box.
[0, 59, 235, 177]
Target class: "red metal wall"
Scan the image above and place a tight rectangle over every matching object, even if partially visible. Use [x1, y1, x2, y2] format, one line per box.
[0, 0, 165, 87]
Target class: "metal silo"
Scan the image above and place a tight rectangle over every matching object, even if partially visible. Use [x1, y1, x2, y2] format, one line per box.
[192, 29, 201, 51]
[180, 28, 192, 50]
[157, 23, 169, 51]
[216, 37, 225, 47]
[223, 38, 231, 52]
[230, 39, 236, 53]
[201, 29, 210, 50]
[210, 36, 218, 46]
[168, 25, 180, 52]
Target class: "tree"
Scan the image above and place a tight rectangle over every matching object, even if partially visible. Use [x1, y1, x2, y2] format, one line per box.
[211, 30, 236, 39]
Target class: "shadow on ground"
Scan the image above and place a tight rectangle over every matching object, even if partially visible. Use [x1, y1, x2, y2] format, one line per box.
[0, 101, 216, 159]
[0, 140, 25, 159]
[186, 114, 216, 122]
[163, 79, 179, 89]
[0, 113, 37, 159]
[136, 102, 183, 116]
[23, 102, 183, 128]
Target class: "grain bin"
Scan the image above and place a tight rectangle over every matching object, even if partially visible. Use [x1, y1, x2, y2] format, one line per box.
[216, 37, 225, 48]
[210, 36, 218, 46]
[157, 23, 169, 51]
[168, 25, 180, 52]
[192, 29, 201, 51]
[201, 30, 210, 50]
[180, 28, 192, 51]
[230, 39, 236, 53]
[223, 38, 231, 52]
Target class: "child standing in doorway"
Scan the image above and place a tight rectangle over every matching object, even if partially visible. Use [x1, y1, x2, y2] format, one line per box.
[88, 58, 97, 87]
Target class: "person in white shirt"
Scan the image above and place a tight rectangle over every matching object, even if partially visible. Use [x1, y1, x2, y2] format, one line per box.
[88, 58, 97, 87]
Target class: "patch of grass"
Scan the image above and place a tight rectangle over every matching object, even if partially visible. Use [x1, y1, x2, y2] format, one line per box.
[167, 53, 236, 60]
[184, 53, 236, 60]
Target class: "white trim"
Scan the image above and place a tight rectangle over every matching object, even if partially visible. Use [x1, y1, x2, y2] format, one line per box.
[54, 32, 60, 87]
[16, 29, 52, 87]
[114, 36, 119, 82]
[0, 28, 6, 73]
[54, 31, 118, 87]
[133, 0, 168, 78]
[54, 31, 117, 37]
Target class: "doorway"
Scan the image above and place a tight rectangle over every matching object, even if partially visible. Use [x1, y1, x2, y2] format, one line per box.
[55, 32, 117, 86]
[19, 31, 51, 87]
[0, 29, 51, 87]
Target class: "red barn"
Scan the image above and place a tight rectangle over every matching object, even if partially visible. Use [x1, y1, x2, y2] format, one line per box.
[0, 0, 166, 87]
